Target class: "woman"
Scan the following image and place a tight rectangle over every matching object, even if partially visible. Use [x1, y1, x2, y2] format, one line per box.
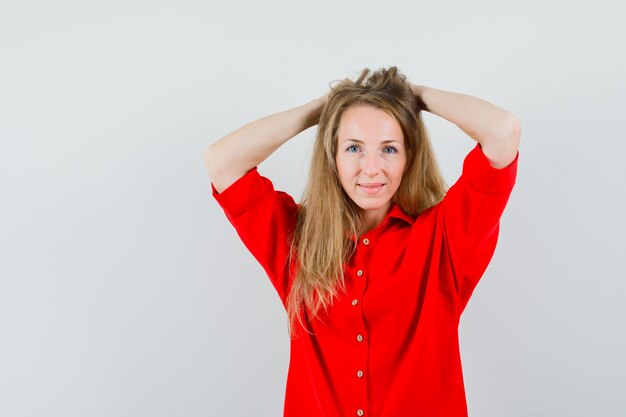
[204, 66, 520, 417]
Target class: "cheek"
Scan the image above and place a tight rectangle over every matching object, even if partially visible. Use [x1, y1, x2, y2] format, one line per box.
[336, 157, 350, 176]
[391, 164, 406, 184]
[397, 158, 407, 175]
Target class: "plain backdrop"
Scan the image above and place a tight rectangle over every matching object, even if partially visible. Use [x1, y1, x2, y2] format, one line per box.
[1, 0, 625, 416]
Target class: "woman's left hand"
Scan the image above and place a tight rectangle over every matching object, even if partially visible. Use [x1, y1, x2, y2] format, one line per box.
[408, 82, 427, 98]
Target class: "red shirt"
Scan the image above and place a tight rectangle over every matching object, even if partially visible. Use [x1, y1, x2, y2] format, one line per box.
[211, 142, 519, 417]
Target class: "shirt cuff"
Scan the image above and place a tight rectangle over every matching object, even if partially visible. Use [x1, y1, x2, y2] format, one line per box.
[463, 142, 519, 193]
[211, 167, 273, 217]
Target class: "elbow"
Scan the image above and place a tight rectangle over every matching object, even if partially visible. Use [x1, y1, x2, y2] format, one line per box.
[481, 114, 521, 169]
[503, 113, 521, 147]
[507, 113, 522, 142]
[501, 115, 521, 166]
[495, 113, 521, 155]
[499, 114, 521, 163]
[202, 146, 220, 177]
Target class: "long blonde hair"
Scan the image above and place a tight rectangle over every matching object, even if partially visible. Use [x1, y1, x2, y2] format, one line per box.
[286, 66, 448, 339]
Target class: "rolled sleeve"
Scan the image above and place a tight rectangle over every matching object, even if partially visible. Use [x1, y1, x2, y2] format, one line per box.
[212, 167, 274, 217]
[462, 142, 519, 193]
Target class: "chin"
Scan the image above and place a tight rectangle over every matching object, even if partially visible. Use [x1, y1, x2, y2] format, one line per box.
[354, 198, 390, 210]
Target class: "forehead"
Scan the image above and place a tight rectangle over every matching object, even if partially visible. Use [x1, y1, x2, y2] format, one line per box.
[337, 105, 403, 143]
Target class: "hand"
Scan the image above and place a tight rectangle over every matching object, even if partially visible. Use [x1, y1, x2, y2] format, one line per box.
[408, 82, 428, 111]
[409, 82, 426, 98]
[318, 77, 352, 107]
[318, 90, 330, 108]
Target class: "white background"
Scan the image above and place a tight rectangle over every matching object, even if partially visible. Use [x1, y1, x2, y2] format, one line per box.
[1, 0, 624, 416]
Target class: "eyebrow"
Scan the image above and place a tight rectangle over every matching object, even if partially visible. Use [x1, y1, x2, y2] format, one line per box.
[344, 139, 402, 144]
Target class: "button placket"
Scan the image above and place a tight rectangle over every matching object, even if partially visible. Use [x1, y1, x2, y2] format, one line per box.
[351, 236, 370, 417]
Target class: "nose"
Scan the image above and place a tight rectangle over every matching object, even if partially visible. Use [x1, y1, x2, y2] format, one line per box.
[362, 150, 382, 175]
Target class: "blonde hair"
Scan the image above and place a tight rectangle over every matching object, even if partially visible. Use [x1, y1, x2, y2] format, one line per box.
[286, 66, 448, 339]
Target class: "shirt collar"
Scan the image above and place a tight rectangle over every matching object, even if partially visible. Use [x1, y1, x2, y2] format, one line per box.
[385, 202, 415, 226]
[348, 203, 414, 242]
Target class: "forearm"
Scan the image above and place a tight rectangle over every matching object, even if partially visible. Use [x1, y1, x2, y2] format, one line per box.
[412, 84, 516, 144]
[205, 98, 324, 174]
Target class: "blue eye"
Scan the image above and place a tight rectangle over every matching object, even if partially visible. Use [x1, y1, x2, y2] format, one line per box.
[345, 145, 399, 153]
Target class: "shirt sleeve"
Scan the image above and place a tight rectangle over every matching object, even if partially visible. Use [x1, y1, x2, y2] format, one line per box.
[440, 142, 519, 314]
[211, 167, 299, 308]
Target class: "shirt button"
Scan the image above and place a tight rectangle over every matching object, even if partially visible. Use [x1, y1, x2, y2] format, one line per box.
[352, 299, 358, 306]
[356, 409, 364, 416]
[357, 370, 364, 377]
[356, 334, 364, 342]
[356, 269, 363, 277]
[362, 238, 370, 245]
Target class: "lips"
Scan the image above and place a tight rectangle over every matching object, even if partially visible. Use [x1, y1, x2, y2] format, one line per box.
[358, 183, 385, 194]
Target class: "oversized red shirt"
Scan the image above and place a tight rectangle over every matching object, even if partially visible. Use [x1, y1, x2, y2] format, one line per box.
[210, 142, 519, 417]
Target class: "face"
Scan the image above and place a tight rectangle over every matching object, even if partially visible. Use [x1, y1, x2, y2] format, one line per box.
[335, 105, 407, 228]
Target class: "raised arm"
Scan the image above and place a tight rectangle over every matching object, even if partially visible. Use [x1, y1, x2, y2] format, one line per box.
[410, 84, 521, 169]
[203, 94, 327, 193]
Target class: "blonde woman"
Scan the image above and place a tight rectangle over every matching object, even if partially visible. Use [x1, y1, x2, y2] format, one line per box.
[204, 66, 520, 417]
